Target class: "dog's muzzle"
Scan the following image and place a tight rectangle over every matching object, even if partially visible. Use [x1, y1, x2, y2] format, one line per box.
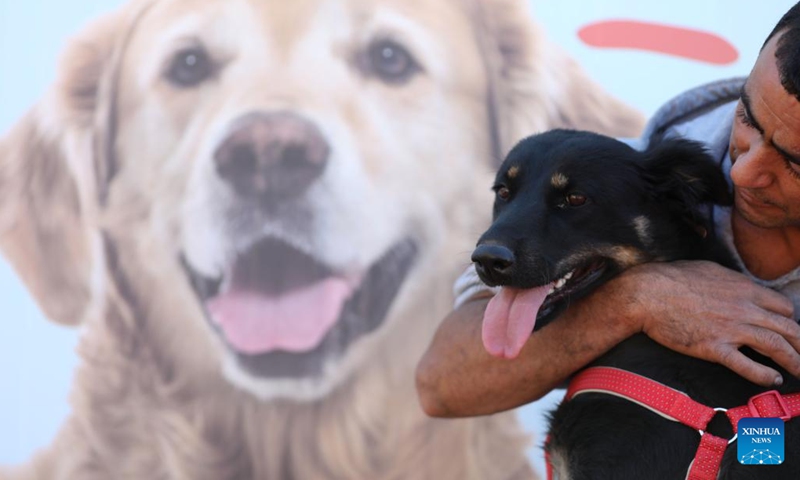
[214, 111, 330, 210]
[183, 235, 418, 381]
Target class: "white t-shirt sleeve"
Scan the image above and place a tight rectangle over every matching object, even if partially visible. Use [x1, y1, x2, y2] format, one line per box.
[453, 264, 500, 309]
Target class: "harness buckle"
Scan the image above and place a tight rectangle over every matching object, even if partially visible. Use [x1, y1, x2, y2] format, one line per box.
[748, 390, 791, 421]
[698, 408, 738, 444]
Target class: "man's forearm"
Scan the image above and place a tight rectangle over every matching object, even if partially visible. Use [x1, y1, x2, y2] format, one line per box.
[415, 285, 640, 418]
[416, 259, 800, 418]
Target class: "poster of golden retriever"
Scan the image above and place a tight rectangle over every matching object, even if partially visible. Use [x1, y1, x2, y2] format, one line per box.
[0, 0, 647, 478]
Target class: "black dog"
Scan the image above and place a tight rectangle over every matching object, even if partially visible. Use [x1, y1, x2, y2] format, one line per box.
[472, 129, 799, 479]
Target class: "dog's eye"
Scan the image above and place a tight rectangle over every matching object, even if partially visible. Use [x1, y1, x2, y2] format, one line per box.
[166, 47, 214, 88]
[367, 39, 419, 84]
[566, 193, 587, 207]
[495, 186, 511, 201]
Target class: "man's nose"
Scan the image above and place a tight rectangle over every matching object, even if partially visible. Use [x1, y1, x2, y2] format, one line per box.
[730, 144, 774, 189]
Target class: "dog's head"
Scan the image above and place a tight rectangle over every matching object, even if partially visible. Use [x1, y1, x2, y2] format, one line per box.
[472, 129, 734, 358]
[0, 0, 643, 401]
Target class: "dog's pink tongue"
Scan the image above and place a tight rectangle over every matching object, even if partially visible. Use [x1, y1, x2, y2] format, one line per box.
[482, 285, 552, 359]
[207, 279, 351, 354]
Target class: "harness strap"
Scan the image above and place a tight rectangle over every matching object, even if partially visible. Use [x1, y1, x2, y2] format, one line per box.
[548, 366, 800, 480]
[565, 367, 715, 430]
[686, 434, 728, 480]
[728, 389, 800, 428]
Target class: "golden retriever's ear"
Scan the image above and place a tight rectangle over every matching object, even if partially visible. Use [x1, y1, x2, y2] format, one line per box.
[476, 0, 646, 157]
[0, 13, 123, 326]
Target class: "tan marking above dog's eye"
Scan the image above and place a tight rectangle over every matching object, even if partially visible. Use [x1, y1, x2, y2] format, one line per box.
[551, 172, 568, 189]
[507, 166, 519, 179]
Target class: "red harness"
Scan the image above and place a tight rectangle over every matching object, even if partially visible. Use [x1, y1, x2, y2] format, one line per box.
[545, 366, 800, 480]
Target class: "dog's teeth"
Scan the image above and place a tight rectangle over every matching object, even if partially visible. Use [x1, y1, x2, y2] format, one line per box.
[547, 286, 555, 295]
[551, 270, 575, 291]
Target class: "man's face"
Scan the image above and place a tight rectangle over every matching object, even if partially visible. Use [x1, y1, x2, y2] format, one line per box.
[729, 31, 800, 229]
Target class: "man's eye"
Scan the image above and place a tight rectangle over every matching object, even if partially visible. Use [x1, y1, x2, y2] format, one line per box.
[366, 39, 420, 85]
[165, 47, 214, 88]
[736, 105, 756, 129]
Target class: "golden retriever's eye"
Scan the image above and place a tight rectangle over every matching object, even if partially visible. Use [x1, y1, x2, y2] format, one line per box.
[566, 193, 587, 207]
[166, 47, 214, 88]
[367, 39, 419, 84]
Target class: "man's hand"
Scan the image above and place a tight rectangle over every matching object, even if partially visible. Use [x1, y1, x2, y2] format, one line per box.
[416, 260, 798, 418]
[630, 260, 799, 386]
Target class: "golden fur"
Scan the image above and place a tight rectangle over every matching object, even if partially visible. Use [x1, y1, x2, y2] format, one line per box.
[0, 0, 643, 478]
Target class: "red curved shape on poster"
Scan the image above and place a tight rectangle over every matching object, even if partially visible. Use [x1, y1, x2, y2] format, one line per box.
[578, 20, 738, 65]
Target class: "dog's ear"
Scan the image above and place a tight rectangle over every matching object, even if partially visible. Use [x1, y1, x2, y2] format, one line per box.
[474, 0, 646, 160]
[641, 138, 733, 218]
[0, 11, 130, 326]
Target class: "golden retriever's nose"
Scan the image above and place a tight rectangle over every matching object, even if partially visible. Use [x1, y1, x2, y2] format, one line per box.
[215, 112, 330, 202]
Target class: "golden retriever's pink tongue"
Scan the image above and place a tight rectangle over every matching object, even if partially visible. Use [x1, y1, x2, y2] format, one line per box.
[207, 279, 352, 354]
[482, 285, 552, 359]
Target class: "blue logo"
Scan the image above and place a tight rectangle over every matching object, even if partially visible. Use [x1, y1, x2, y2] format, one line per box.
[738, 418, 784, 465]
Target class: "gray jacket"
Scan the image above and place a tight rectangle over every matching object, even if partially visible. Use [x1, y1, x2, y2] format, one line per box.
[647, 78, 799, 315]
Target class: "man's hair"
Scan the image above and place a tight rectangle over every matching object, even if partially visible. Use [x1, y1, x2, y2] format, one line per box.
[764, 2, 800, 101]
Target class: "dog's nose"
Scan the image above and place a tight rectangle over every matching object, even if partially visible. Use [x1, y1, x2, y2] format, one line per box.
[214, 112, 330, 203]
[471, 244, 515, 280]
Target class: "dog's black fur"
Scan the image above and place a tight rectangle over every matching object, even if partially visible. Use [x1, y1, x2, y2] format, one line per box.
[472, 129, 800, 479]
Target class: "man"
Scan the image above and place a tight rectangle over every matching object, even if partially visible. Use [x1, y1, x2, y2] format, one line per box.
[416, 3, 800, 418]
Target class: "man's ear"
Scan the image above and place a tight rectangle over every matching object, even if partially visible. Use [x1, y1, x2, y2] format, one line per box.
[474, 0, 646, 161]
[641, 138, 733, 220]
[0, 11, 125, 326]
